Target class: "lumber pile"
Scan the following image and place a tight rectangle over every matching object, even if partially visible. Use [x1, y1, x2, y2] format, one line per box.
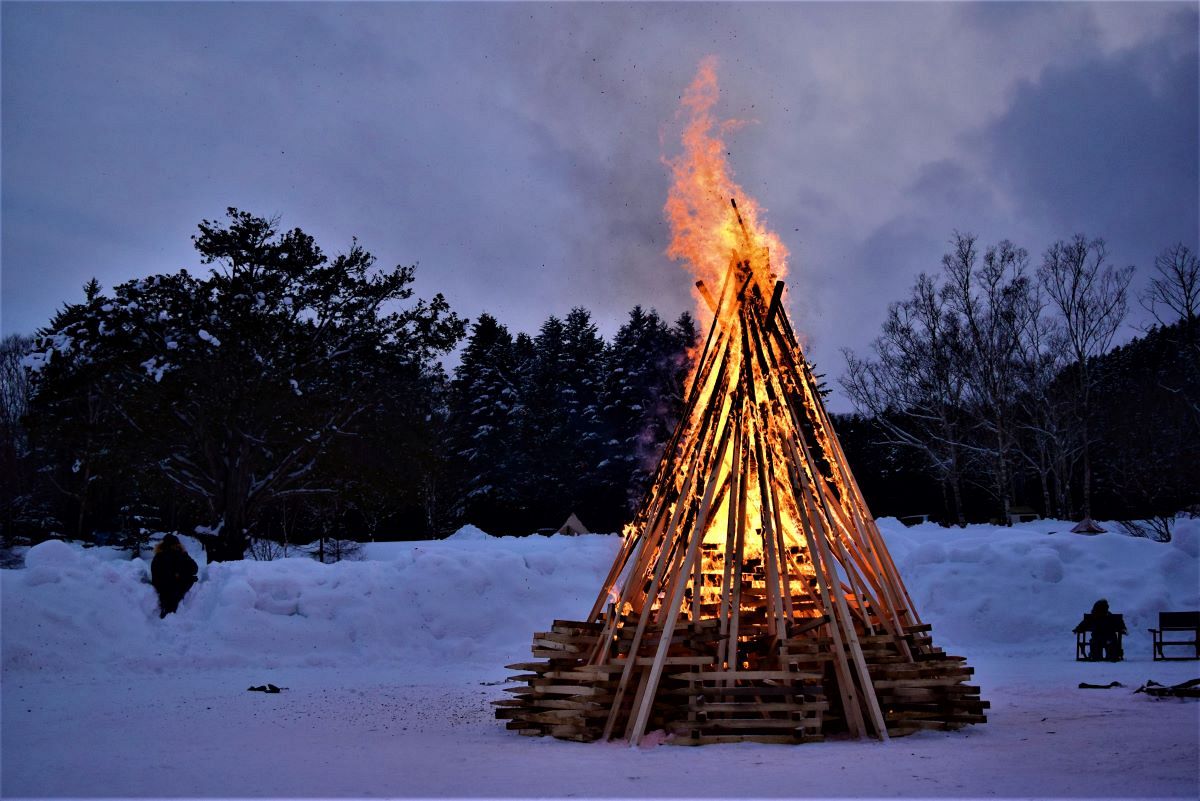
[497, 611, 986, 743]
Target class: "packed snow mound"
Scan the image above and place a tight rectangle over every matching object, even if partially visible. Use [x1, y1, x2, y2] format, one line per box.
[3, 520, 1197, 675]
[3, 533, 617, 675]
[22, 539, 81, 570]
[883, 519, 1200, 651]
[442, 524, 491, 541]
[1171, 517, 1200, 557]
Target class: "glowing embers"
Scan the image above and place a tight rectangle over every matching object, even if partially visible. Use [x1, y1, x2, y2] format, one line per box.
[680, 544, 820, 620]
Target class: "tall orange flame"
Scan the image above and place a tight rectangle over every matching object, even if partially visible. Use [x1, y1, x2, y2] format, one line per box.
[664, 56, 789, 323]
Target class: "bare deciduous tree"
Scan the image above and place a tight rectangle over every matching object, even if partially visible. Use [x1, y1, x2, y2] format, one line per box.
[0, 335, 32, 451]
[1038, 235, 1134, 521]
[1141, 243, 1199, 330]
[1013, 287, 1079, 519]
[1142, 243, 1200, 423]
[1, 335, 35, 541]
[842, 273, 969, 525]
[943, 233, 1034, 523]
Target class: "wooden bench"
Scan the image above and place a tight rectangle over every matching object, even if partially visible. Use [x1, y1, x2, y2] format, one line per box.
[1149, 611, 1200, 661]
[1007, 506, 1039, 525]
[1075, 613, 1126, 661]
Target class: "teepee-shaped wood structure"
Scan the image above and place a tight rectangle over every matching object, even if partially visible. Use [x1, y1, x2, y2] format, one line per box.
[496, 200, 986, 746]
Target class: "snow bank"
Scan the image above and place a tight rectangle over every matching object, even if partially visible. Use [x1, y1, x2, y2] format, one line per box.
[2, 533, 617, 675]
[880, 517, 1200, 653]
[441, 523, 491, 541]
[3, 520, 1197, 676]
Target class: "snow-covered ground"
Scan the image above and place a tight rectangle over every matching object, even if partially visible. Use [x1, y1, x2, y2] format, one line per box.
[3, 519, 1198, 798]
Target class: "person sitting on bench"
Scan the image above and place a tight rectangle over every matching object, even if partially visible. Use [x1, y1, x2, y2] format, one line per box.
[1074, 599, 1127, 661]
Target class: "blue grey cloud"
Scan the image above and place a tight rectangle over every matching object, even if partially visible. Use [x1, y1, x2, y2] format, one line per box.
[2, 3, 1196, 412]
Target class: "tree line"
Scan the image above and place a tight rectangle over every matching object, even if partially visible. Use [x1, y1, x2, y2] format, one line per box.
[838, 235, 1199, 538]
[1, 210, 1195, 559]
[0, 209, 696, 559]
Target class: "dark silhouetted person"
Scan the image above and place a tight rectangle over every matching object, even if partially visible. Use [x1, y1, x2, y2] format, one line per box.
[1074, 598, 1126, 661]
[152, 534, 198, 618]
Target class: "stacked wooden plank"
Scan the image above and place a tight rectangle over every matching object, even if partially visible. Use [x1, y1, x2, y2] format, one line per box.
[496, 615, 826, 744]
[494, 620, 609, 742]
[866, 625, 990, 735]
[495, 613, 984, 742]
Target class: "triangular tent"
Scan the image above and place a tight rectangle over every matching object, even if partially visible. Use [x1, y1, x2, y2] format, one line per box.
[497, 201, 986, 746]
[1070, 517, 1107, 534]
[557, 513, 590, 536]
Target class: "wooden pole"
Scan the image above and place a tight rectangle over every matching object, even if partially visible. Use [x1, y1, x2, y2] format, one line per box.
[782, 438, 867, 740]
[625, 347, 732, 614]
[748, 397, 788, 646]
[790, 348, 914, 643]
[766, 436, 796, 625]
[766, 318, 921, 628]
[727, 437, 749, 673]
[756, 311, 912, 649]
[744, 310, 797, 633]
[784, 435, 889, 740]
[600, 465, 697, 740]
[628, 408, 735, 745]
[719, 401, 742, 639]
[764, 280, 786, 333]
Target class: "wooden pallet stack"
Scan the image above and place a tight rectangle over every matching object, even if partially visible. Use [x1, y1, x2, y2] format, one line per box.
[497, 200, 986, 746]
[496, 617, 985, 743]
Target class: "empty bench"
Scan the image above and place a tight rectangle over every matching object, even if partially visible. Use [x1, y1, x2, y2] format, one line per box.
[1149, 611, 1200, 661]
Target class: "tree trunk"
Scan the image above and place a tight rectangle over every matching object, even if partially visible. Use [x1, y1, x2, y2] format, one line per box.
[996, 424, 1013, 526]
[938, 478, 951, 528]
[209, 439, 253, 561]
[1038, 464, 1053, 520]
[1053, 444, 1073, 520]
[211, 505, 248, 562]
[1080, 414, 1092, 520]
[75, 460, 92, 541]
[947, 442, 967, 527]
[950, 477, 966, 527]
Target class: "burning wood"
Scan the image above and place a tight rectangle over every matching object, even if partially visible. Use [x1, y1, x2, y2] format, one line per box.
[496, 58, 985, 746]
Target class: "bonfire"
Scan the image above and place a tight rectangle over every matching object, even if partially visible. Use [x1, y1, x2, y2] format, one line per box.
[496, 58, 986, 746]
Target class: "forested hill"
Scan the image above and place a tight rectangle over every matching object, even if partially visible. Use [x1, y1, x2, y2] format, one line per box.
[1089, 319, 1199, 528]
[0, 210, 700, 555]
[1, 213, 1196, 555]
[835, 317, 1199, 533]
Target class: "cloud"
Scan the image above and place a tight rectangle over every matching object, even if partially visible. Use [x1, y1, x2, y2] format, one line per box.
[979, 10, 1199, 268]
[1, 2, 1195, 416]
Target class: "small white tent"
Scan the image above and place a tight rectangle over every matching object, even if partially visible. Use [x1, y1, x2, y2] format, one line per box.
[556, 513, 589, 536]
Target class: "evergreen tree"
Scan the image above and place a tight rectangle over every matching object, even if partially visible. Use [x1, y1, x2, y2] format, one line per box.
[1090, 319, 1200, 538]
[514, 315, 568, 524]
[558, 308, 607, 515]
[23, 280, 140, 540]
[449, 314, 521, 531]
[594, 307, 698, 525]
[513, 309, 607, 526]
[25, 209, 465, 559]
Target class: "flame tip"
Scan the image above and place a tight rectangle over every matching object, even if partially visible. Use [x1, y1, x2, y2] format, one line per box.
[665, 58, 790, 329]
